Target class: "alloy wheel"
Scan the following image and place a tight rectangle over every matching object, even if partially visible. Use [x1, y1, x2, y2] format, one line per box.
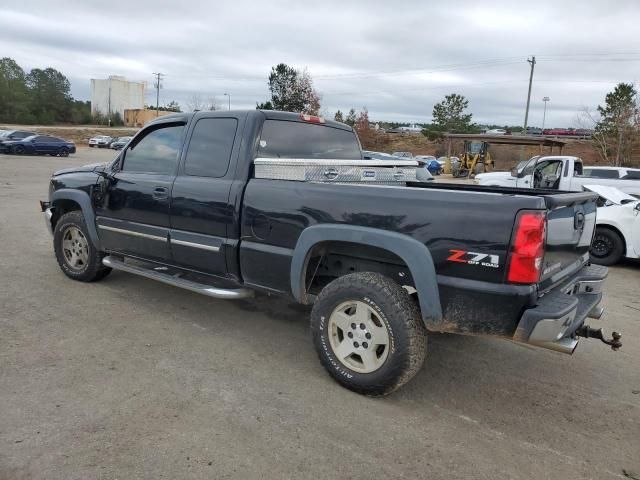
[62, 226, 89, 270]
[327, 300, 390, 373]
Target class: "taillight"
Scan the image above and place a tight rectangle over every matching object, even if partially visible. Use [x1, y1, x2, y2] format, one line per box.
[507, 211, 547, 284]
[300, 113, 325, 124]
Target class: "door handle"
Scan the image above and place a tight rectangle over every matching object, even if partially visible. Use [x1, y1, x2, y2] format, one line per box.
[152, 186, 169, 199]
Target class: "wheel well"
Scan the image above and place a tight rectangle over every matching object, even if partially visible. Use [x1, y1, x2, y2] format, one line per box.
[304, 241, 414, 296]
[51, 199, 81, 229]
[595, 224, 626, 255]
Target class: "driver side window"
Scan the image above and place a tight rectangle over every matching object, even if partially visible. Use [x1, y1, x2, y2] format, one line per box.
[121, 124, 184, 175]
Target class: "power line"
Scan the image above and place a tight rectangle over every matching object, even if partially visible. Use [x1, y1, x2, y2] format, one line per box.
[153, 53, 640, 84]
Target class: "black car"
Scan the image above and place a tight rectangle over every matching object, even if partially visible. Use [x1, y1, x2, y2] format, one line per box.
[1, 135, 76, 156]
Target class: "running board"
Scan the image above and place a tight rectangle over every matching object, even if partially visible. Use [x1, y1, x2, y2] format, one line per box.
[102, 256, 254, 300]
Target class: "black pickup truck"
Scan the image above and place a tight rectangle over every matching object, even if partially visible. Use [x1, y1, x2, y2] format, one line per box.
[41, 110, 621, 396]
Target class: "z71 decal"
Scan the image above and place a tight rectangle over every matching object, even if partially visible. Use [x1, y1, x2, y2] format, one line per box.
[447, 249, 500, 268]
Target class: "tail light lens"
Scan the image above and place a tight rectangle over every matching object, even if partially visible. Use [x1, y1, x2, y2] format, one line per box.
[507, 211, 547, 284]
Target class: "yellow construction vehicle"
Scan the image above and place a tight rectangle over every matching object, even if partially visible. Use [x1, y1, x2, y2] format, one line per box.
[454, 140, 494, 178]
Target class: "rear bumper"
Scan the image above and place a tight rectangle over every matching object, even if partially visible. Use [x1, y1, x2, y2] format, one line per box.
[513, 264, 607, 353]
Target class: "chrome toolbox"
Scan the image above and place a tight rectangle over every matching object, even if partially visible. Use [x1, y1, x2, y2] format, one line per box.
[254, 158, 420, 184]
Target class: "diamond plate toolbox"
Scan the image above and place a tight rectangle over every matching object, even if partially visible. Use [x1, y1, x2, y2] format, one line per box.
[253, 158, 419, 184]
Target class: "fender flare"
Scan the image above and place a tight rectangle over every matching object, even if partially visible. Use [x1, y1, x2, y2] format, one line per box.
[290, 224, 442, 325]
[50, 189, 101, 250]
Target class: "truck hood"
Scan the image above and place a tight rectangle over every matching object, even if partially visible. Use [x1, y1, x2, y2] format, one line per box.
[53, 163, 107, 176]
[583, 184, 638, 205]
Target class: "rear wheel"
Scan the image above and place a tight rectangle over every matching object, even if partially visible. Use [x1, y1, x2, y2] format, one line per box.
[13, 145, 25, 155]
[53, 211, 111, 282]
[590, 227, 624, 266]
[311, 272, 427, 396]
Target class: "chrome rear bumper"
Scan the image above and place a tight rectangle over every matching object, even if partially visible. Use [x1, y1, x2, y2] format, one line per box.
[513, 264, 608, 354]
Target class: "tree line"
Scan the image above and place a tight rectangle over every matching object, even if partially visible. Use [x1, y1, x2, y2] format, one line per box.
[0, 57, 92, 125]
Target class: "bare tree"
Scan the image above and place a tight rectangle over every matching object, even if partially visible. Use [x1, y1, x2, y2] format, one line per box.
[206, 96, 219, 111]
[187, 92, 204, 112]
[577, 107, 610, 164]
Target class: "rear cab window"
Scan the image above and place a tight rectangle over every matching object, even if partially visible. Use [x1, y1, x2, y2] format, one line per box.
[583, 169, 619, 179]
[257, 120, 361, 159]
[183, 118, 238, 177]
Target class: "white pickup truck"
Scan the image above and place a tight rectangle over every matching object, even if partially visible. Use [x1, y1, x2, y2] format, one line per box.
[476, 156, 640, 197]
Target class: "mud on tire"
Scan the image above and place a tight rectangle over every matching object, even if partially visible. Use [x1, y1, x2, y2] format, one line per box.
[310, 272, 427, 396]
[53, 211, 111, 282]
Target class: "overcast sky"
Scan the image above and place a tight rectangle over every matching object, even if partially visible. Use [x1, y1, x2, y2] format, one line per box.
[2, 0, 639, 126]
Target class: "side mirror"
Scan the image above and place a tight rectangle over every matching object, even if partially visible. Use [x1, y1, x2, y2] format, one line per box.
[634, 203, 640, 212]
[510, 167, 518, 177]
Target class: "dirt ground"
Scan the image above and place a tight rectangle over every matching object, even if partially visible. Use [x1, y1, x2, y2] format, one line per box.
[1, 148, 639, 480]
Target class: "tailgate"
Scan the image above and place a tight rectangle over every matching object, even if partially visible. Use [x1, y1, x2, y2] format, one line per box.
[539, 192, 598, 290]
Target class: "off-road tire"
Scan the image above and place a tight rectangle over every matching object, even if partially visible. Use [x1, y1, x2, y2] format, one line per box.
[311, 272, 427, 396]
[590, 227, 624, 266]
[53, 211, 111, 282]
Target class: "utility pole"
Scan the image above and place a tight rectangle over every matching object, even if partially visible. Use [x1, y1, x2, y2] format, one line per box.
[523, 56, 536, 134]
[107, 76, 112, 127]
[153, 72, 164, 117]
[542, 96, 550, 130]
[224, 92, 231, 111]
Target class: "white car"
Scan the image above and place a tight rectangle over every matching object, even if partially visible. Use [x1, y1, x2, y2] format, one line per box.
[584, 185, 640, 265]
[485, 129, 507, 135]
[583, 166, 640, 180]
[391, 151, 413, 158]
[88, 135, 113, 148]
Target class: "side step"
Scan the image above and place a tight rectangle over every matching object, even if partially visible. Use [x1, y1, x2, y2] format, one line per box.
[102, 256, 254, 300]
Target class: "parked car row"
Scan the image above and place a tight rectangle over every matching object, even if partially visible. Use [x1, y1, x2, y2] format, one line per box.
[87, 135, 133, 150]
[541, 128, 593, 137]
[0, 131, 76, 157]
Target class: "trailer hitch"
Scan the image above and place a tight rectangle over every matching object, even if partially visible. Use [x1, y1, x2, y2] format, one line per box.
[576, 325, 622, 351]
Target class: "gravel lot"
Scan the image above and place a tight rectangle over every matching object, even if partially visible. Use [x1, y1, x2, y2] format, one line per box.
[1, 148, 639, 480]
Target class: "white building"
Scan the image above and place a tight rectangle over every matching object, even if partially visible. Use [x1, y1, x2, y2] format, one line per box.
[90, 76, 145, 117]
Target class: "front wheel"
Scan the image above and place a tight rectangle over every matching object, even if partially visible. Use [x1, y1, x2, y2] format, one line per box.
[311, 272, 427, 396]
[53, 211, 111, 282]
[58, 147, 69, 157]
[13, 145, 25, 155]
[590, 227, 624, 266]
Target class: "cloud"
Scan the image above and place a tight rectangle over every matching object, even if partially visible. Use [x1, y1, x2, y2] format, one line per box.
[1, 0, 638, 126]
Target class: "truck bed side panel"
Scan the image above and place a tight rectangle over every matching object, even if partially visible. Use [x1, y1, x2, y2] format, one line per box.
[240, 180, 545, 293]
